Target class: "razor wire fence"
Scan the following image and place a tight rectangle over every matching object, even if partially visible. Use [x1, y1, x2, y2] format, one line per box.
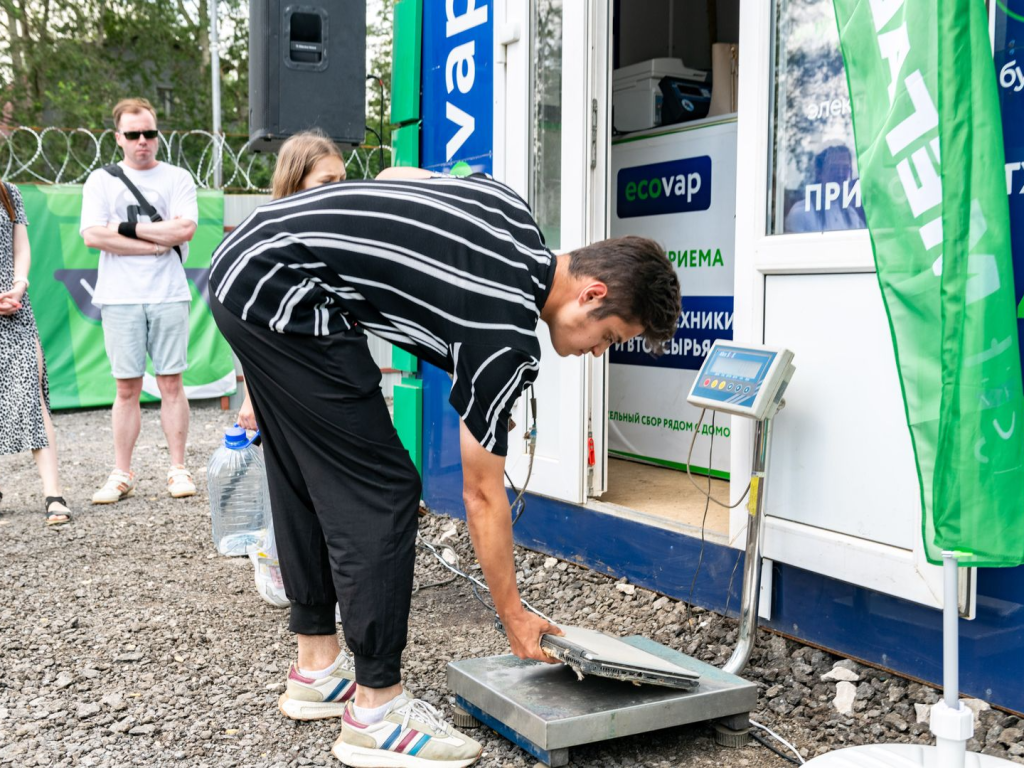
[0, 126, 391, 192]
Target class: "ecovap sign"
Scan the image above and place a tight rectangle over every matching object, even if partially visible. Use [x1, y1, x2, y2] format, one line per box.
[616, 156, 712, 218]
[421, 0, 493, 173]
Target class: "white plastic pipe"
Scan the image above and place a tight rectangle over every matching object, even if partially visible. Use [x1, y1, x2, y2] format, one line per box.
[943, 553, 959, 708]
[934, 552, 967, 768]
[210, 0, 223, 188]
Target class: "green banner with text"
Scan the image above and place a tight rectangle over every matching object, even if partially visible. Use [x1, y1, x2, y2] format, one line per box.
[20, 184, 236, 410]
[832, 0, 1024, 566]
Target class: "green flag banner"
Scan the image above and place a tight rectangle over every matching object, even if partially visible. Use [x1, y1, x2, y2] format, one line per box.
[832, 0, 1024, 566]
[19, 184, 236, 410]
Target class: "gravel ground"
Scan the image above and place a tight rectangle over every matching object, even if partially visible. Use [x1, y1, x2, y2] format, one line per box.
[1, 403, 1022, 768]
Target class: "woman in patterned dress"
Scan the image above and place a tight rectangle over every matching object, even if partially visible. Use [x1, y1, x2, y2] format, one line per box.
[0, 180, 73, 525]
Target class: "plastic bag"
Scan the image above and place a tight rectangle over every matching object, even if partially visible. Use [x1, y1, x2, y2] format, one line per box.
[248, 516, 288, 609]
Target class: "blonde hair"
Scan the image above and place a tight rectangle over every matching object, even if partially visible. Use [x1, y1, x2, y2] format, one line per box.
[271, 130, 345, 200]
[113, 98, 157, 130]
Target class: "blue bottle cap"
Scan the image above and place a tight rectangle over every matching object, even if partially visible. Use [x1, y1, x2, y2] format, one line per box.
[224, 425, 249, 449]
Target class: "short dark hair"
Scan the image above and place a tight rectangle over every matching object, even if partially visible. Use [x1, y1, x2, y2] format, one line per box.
[568, 236, 680, 354]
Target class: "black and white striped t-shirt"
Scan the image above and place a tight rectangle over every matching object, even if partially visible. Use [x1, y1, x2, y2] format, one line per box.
[210, 175, 556, 456]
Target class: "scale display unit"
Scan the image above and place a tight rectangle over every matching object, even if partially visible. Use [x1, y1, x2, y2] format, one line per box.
[447, 341, 796, 766]
[688, 342, 794, 421]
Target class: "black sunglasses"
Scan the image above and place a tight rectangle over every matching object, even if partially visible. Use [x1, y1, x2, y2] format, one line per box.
[120, 129, 159, 140]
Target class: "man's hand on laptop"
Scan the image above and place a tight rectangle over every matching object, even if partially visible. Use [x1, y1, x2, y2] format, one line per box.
[503, 607, 563, 664]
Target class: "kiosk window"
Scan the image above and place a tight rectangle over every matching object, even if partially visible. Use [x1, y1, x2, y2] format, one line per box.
[768, 0, 866, 236]
[530, 0, 563, 249]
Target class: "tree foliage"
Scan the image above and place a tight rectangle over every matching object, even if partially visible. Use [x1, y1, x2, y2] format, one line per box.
[1, 0, 249, 132]
[1, 0, 394, 183]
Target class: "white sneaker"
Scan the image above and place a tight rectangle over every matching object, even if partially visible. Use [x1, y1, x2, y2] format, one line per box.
[92, 469, 136, 505]
[167, 465, 196, 498]
[277, 656, 357, 721]
[333, 695, 483, 767]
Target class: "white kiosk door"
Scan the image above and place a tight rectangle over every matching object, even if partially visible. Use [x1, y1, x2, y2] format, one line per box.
[731, 0, 974, 613]
[496, 0, 611, 504]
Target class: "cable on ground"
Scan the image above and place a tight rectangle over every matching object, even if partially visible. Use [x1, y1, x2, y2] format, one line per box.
[750, 719, 805, 765]
[751, 732, 801, 765]
[412, 573, 457, 594]
[415, 534, 554, 624]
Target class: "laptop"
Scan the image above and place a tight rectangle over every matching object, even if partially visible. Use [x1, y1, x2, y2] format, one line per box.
[497, 621, 701, 691]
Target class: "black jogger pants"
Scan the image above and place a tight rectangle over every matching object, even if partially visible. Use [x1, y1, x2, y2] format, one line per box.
[212, 298, 422, 688]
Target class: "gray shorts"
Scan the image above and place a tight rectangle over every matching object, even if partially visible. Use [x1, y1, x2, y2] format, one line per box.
[100, 301, 191, 379]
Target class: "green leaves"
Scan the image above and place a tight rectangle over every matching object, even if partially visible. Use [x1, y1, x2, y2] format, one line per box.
[1, 0, 250, 132]
[0, 0, 395, 181]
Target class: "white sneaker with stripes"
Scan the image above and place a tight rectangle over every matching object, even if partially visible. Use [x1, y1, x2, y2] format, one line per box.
[92, 469, 136, 505]
[333, 695, 482, 768]
[278, 659, 357, 721]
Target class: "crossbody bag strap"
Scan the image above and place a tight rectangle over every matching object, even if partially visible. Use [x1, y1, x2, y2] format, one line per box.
[102, 164, 183, 262]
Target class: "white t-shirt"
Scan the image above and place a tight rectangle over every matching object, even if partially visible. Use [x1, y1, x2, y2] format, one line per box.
[80, 161, 199, 306]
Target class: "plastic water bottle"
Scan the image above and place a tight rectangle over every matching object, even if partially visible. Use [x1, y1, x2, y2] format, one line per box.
[207, 426, 270, 556]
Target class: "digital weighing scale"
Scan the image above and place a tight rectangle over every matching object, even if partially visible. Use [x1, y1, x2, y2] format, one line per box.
[447, 341, 796, 766]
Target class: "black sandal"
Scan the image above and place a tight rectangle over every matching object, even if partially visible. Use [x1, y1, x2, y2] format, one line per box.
[45, 496, 72, 527]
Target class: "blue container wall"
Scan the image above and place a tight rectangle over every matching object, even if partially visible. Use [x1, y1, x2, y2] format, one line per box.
[422, 363, 1024, 713]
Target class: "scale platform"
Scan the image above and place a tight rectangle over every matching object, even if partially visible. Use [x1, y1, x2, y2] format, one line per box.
[447, 635, 757, 767]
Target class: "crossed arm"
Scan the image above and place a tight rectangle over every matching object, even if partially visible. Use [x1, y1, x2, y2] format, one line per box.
[82, 218, 196, 256]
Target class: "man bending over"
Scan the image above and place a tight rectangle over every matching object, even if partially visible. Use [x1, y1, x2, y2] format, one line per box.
[209, 168, 681, 767]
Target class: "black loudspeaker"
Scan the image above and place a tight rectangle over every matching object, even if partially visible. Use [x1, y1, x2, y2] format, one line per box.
[249, 0, 366, 152]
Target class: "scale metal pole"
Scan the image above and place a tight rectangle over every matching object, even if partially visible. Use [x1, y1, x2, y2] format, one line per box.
[723, 417, 772, 676]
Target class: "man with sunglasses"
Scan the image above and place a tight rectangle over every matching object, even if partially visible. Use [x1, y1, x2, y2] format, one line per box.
[80, 97, 200, 504]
